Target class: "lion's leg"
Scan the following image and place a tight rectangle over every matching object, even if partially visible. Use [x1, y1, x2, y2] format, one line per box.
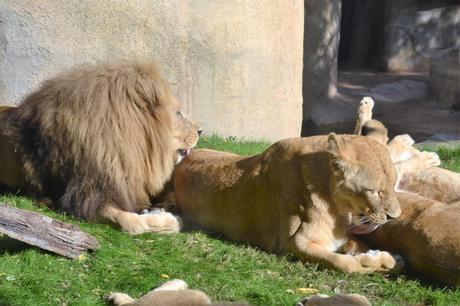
[353, 97, 374, 135]
[395, 151, 441, 176]
[288, 237, 397, 273]
[107, 292, 136, 306]
[99, 204, 181, 235]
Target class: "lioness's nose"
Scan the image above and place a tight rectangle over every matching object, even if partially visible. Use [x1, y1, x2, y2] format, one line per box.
[386, 213, 397, 220]
[198, 129, 203, 136]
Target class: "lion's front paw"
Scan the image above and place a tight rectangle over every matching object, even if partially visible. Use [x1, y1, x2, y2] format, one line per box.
[140, 211, 182, 234]
[117, 211, 182, 235]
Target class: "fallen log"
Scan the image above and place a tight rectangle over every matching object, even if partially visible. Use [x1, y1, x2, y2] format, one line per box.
[0, 203, 100, 259]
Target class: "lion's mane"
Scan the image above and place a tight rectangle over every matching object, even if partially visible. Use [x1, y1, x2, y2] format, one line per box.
[8, 61, 179, 219]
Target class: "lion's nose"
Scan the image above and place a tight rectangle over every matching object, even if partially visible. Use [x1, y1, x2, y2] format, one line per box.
[197, 129, 203, 136]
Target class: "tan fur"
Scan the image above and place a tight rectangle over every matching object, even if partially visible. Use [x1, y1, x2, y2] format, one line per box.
[398, 167, 460, 204]
[108, 279, 250, 306]
[5, 61, 200, 234]
[300, 293, 371, 306]
[174, 134, 402, 273]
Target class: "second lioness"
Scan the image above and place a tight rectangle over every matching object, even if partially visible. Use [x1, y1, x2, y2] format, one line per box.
[175, 134, 401, 273]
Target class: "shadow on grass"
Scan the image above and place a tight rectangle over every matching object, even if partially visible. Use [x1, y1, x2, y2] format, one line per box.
[0, 236, 32, 255]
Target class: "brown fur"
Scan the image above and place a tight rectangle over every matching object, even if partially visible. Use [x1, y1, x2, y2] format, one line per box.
[5, 61, 200, 233]
[361, 192, 460, 285]
[0, 105, 25, 192]
[174, 134, 402, 273]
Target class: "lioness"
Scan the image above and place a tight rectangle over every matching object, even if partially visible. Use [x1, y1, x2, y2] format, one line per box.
[352, 97, 460, 285]
[174, 134, 402, 273]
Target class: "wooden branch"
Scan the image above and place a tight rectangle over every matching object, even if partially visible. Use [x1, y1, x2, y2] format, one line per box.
[0, 203, 100, 259]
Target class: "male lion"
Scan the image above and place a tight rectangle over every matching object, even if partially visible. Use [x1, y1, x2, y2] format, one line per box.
[174, 134, 402, 273]
[4, 61, 201, 234]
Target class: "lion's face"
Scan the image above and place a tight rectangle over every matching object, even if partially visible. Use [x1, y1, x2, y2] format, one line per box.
[173, 105, 201, 164]
[327, 134, 401, 230]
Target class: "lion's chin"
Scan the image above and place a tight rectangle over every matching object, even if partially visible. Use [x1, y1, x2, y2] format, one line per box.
[176, 148, 193, 164]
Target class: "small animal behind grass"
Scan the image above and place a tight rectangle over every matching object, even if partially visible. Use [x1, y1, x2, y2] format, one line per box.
[353, 97, 460, 285]
[174, 133, 403, 274]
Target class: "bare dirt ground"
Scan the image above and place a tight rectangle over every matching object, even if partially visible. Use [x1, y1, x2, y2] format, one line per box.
[302, 70, 460, 143]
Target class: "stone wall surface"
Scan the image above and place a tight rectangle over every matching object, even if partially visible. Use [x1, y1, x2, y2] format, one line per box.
[430, 49, 460, 109]
[0, 0, 304, 141]
[302, 0, 341, 122]
[384, 4, 460, 72]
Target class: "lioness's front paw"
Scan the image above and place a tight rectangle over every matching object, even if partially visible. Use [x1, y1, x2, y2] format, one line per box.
[355, 250, 401, 273]
[392, 134, 415, 147]
[388, 134, 417, 162]
[418, 151, 441, 168]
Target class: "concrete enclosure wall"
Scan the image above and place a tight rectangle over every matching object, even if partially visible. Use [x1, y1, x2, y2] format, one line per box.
[0, 0, 304, 141]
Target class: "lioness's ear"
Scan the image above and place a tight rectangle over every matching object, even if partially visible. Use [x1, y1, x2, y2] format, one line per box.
[327, 133, 342, 157]
[328, 133, 354, 174]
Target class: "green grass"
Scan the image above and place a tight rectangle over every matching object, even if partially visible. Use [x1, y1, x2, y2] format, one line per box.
[418, 145, 460, 172]
[1, 136, 460, 306]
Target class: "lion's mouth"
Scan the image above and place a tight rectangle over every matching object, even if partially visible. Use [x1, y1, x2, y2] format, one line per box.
[177, 148, 192, 157]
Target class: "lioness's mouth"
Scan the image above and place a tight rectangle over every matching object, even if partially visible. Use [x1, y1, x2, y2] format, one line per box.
[349, 214, 382, 235]
[349, 222, 380, 235]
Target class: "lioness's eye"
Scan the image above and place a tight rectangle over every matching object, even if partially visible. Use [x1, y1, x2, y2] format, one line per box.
[176, 111, 183, 117]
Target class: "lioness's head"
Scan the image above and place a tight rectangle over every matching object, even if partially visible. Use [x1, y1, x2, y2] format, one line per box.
[172, 100, 201, 163]
[327, 133, 401, 228]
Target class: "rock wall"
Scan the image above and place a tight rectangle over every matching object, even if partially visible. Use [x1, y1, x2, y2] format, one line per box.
[430, 50, 460, 109]
[302, 0, 341, 122]
[384, 4, 460, 72]
[0, 0, 304, 141]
